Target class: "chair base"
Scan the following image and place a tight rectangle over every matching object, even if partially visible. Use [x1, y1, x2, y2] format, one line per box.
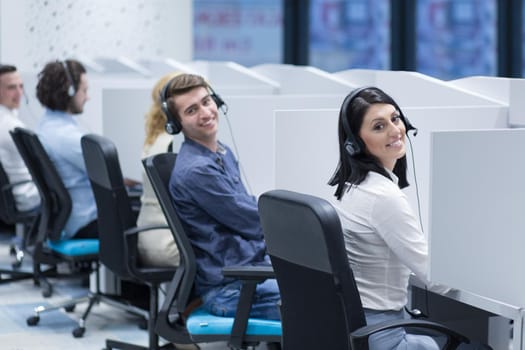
[26, 290, 149, 338]
[0, 268, 34, 283]
[105, 338, 177, 350]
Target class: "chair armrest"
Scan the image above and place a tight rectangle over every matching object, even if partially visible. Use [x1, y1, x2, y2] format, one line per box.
[350, 319, 469, 350]
[123, 224, 171, 278]
[222, 265, 275, 280]
[124, 224, 169, 236]
[221, 265, 277, 349]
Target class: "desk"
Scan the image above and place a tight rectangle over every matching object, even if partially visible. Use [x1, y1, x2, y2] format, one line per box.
[410, 279, 521, 349]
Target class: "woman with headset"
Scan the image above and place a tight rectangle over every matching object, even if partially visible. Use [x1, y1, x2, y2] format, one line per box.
[136, 72, 182, 267]
[328, 86, 450, 349]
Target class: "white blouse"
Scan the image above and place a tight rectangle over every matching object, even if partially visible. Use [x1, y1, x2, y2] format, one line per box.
[332, 170, 440, 311]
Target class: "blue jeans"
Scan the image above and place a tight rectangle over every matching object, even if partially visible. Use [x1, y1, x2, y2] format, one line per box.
[365, 309, 441, 350]
[201, 279, 281, 320]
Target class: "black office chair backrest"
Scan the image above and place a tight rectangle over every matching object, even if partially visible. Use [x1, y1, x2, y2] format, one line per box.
[0, 161, 20, 224]
[81, 134, 134, 277]
[143, 153, 196, 314]
[10, 127, 71, 242]
[258, 189, 366, 350]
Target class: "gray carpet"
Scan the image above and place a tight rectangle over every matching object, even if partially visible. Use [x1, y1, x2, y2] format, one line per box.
[0, 230, 259, 350]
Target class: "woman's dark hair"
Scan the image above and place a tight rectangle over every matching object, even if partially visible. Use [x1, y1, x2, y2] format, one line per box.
[36, 59, 86, 111]
[328, 87, 409, 201]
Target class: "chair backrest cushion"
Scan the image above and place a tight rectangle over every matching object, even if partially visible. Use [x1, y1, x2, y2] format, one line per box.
[259, 189, 366, 350]
[0, 161, 19, 224]
[10, 127, 71, 242]
[81, 134, 134, 277]
[143, 153, 197, 312]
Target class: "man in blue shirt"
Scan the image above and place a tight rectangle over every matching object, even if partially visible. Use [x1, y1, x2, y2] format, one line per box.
[165, 74, 280, 320]
[35, 59, 97, 240]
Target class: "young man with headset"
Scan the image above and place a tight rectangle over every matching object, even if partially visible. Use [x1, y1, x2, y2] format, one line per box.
[0, 64, 40, 212]
[162, 73, 281, 321]
[35, 59, 97, 240]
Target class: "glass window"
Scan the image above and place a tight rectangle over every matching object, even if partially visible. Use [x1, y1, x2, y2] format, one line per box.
[193, 0, 283, 67]
[416, 0, 496, 80]
[522, 3, 525, 77]
[309, 0, 390, 72]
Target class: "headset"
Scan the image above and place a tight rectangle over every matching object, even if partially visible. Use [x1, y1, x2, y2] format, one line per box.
[159, 77, 226, 135]
[60, 60, 76, 97]
[340, 86, 418, 157]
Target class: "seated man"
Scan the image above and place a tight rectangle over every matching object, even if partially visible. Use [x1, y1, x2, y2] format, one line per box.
[35, 59, 97, 240]
[165, 73, 280, 320]
[0, 64, 40, 212]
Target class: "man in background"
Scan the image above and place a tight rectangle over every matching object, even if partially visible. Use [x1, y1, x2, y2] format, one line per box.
[36, 59, 97, 239]
[0, 64, 40, 212]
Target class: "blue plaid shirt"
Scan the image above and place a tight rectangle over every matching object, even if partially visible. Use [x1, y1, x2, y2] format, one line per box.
[170, 138, 269, 296]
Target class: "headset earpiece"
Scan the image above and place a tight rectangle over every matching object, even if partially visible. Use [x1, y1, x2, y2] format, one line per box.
[159, 79, 182, 135]
[210, 88, 226, 110]
[340, 87, 369, 157]
[344, 137, 361, 156]
[403, 114, 418, 136]
[61, 61, 76, 97]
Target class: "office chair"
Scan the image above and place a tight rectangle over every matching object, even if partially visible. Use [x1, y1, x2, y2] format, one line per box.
[9, 127, 100, 333]
[142, 153, 282, 350]
[81, 134, 177, 350]
[258, 189, 471, 350]
[0, 160, 38, 279]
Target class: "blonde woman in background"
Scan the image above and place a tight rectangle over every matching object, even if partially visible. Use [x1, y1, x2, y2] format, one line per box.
[137, 72, 181, 267]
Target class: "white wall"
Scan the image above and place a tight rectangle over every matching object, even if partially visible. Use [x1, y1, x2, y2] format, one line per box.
[0, 0, 192, 72]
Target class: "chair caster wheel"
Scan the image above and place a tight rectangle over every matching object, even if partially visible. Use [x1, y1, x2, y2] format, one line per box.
[72, 326, 85, 338]
[64, 304, 75, 312]
[27, 315, 40, 326]
[42, 284, 52, 298]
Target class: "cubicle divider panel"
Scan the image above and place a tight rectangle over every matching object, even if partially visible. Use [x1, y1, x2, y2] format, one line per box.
[274, 105, 507, 234]
[429, 128, 525, 308]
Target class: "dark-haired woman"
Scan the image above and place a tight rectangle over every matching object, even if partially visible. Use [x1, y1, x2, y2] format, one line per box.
[329, 86, 447, 349]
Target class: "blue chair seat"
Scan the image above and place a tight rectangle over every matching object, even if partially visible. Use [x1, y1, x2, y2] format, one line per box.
[48, 239, 99, 256]
[186, 307, 282, 336]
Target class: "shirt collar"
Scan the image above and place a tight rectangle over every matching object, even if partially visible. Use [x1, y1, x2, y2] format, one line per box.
[0, 104, 18, 117]
[384, 167, 399, 185]
[184, 137, 227, 157]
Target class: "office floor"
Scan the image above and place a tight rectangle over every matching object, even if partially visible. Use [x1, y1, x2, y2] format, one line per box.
[0, 228, 265, 350]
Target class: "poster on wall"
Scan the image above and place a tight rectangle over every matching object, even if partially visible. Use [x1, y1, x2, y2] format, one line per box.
[193, 0, 283, 67]
[309, 0, 390, 73]
[417, 0, 497, 79]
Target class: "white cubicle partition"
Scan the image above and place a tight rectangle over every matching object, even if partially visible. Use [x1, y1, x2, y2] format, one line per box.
[93, 57, 152, 77]
[101, 89, 335, 183]
[449, 76, 525, 127]
[100, 63, 281, 180]
[187, 61, 280, 95]
[251, 64, 355, 94]
[215, 94, 345, 196]
[429, 129, 525, 307]
[137, 58, 200, 77]
[335, 69, 502, 108]
[273, 105, 507, 234]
